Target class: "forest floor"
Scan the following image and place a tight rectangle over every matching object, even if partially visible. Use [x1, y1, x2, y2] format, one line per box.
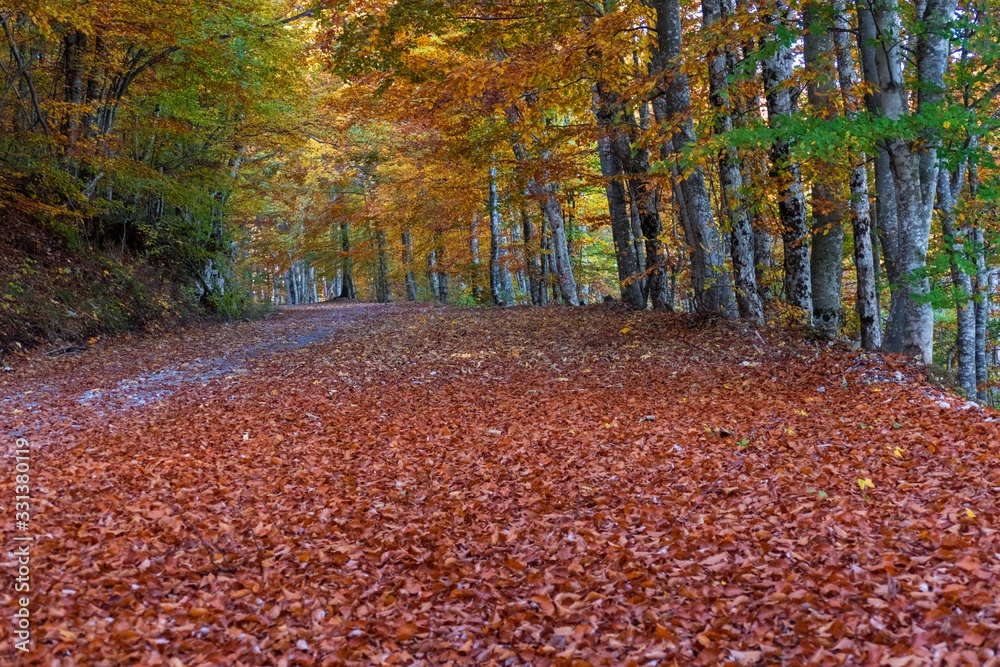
[1, 302, 999, 666]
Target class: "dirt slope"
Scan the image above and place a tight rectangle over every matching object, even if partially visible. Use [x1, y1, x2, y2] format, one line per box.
[0, 207, 190, 356]
[1, 303, 998, 665]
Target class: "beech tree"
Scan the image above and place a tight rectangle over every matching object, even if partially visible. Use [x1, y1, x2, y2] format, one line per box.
[703, 0, 764, 324]
[651, 0, 738, 317]
[761, 0, 813, 322]
[856, 0, 959, 362]
[833, 0, 881, 351]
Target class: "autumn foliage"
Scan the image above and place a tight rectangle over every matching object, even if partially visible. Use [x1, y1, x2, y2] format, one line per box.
[2, 304, 998, 664]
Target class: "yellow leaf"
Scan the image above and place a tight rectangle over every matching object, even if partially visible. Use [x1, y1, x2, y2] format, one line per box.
[857, 478, 874, 491]
[966, 508, 976, 519]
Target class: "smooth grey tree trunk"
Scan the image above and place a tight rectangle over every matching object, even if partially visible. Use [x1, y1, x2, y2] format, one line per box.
[435, 235, 449, 302]
[729, 13, 775, 304]
[374, 227, 392, 303]
[285, 265, 297, 305]
[970, 165, 989, 399]
[508, 209, 528, 296]
[913, 0, 959, 360]
[339, 223, 356, 299]
[538, 215, 551, 307]
[857, 0, 957, 362]
[856, 4, 903, 351]
[427, 250, 439, 299]
[761, 0, 812, 321]
[616, 127, 669, 308]
[469, 213, 482, 302]
[506, 106, 579, 306]
[625, 185, 648, 301]
[62, 31, 86, 151]
[937, 168, 976, 396]
[650, 0, 737, 317]
[402, 228, 418, 301]
[973, 225, 989, 398]
[501, 263, 515, 306]
[703, 0, 763, 324]
[539, 189, 577, 305]
[521, 207, 543, 305]
[804, 2, 845, 336]
[594, 84, 645, 310]
[833, 0, 881, 350]
[488, 165, 510, 306]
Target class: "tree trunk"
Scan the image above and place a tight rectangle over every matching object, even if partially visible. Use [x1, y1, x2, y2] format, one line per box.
[506, 106, 578, 306]
[616, 119, 668, 308]
[937, 169, 976, 396]
[521, 207, 543, 305]
[703, 0, 763, 324]
[538, 216, 551, 307]
[626, 186, 648, 301]
[374, 227, 392, 303]
[537, 190, 575, 304]
[402, 228, 418, 301]
[857, 0, 957, 362]
[502, 264, 515, 305]
[298, 262, 307, 304]
[538, 190, 577, 305]
[469, 213, 482, 302]
[435, 235, 448, 302]
[83, 35, 104, 140]
[509, 207, 528, 296]
[489, 165, 507, 306]
[761, 0, 812, 320]
[427, 250, 440, 299]
[628, 184, 669, 309]
[833, 0, 881, 350]
[804, 2, 845, 336]
[286, 262, 297, 305]
[339, 223, 356, 300]
[730, 17, 775, 305]
[857, 4, 903, 348]
[907, 0, 956, 362]
[63, 31, 87, 150]
[593, 84, 645, 310]
[970, 165, 989, 399]
[650, 0, 737, 317]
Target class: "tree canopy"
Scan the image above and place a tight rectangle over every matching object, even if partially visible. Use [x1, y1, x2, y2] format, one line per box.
[3, 0, 1000, 399]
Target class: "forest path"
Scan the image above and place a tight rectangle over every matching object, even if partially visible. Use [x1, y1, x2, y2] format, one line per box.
[1, 303, 999, 664]
[0, 303, 381, 433]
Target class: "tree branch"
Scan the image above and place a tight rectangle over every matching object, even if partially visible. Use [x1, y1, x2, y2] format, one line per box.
[1, 14, 51, 136]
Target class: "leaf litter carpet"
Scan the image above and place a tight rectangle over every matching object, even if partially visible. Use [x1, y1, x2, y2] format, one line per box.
[1, 303, 999, 666]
